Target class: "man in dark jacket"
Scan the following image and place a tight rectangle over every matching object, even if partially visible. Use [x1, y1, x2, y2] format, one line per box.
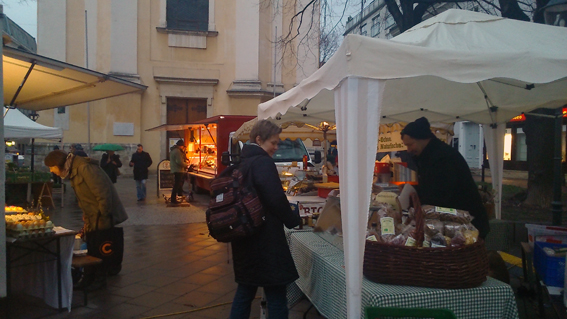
[230, 120, 301, 319]
[401, 117, 490, 239]
[129, 144, 153, 201]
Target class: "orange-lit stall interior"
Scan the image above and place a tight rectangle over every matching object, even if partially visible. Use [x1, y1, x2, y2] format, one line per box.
[185, 123, 218, 176]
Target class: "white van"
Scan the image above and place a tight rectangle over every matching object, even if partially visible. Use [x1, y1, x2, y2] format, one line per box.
[225, 132, 321, 176]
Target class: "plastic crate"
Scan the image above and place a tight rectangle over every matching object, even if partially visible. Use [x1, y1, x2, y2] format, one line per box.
[526, 223, 567, 248]
[533, 241, 567, 288]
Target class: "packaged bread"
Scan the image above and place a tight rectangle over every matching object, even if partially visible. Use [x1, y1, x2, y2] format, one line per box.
[430, 233, 447, 248]
[463, 223, 480, 245]
[443, 222, 464, 238]
[423, 205, 472, 224]
[425, 219, 444, 234]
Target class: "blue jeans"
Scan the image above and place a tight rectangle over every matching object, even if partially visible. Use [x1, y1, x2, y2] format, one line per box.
[135, 179, 147, 200]
[229, 284, 288, 319]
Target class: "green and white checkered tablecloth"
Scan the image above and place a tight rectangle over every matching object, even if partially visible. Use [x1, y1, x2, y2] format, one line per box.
[286, 229, 519, 319]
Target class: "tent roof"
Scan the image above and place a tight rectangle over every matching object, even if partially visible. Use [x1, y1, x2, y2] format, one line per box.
[3, 46, 147, 111]
[259, 9, 567, 125]
[4, 107, 63, 139]
[146, 115, 257, 132]
[232, 117, 337, 143]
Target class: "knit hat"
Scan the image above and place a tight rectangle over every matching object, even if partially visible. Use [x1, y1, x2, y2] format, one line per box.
[44, 150, 68, 168]
[176, 139, 184, 146]
[401, 117, 435, 140]
[73, 143, 84, 150]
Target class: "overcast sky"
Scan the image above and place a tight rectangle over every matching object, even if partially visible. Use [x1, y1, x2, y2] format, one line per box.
[2, 0, 37, 39]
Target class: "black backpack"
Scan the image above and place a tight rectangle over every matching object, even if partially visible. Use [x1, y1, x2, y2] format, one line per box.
[206, 156, 265, 242]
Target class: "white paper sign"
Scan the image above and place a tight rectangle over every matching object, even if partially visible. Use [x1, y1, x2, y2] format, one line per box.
[113, 122, 134, 136]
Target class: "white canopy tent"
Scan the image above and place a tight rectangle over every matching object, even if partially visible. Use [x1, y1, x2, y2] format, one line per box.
[4, 107, 62, 139]
[258, 9, 567, 318]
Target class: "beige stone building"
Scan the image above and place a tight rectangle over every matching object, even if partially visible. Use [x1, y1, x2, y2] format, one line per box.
[36, 0, 319, 169]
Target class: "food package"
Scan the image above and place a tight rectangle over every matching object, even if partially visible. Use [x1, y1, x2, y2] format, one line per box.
[422, 205, 473, 224]
[314, 195, 342, 235]
[463, 223, 480, 245]
[451, 231, 467, 247]
[444, 222, 464, 238]
[425, 219, 444, 234]
[430, 233, 447, 248]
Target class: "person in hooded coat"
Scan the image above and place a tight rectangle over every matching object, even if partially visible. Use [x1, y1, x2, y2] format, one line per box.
[45, 150, 128, 289]
[229, 120, 301, 319]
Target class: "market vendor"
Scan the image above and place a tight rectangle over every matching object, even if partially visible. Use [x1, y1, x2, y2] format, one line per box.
[401, 117, 490, 239]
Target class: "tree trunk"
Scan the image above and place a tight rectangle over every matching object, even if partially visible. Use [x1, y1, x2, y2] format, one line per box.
[523, 108, 555, 208]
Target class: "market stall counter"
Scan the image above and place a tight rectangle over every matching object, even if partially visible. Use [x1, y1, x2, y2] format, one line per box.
[6, 224, 76, 312]
[286, 228, 519, 319]
[5, 208, 76, 313]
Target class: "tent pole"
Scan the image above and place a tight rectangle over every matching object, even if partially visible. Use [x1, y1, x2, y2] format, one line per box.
[85, 10, 92, 154]
[481, 141, 486, 183]
[31, 138, 35, 173]
[9, 62, 35, 107]
[552, 106, 563, 225]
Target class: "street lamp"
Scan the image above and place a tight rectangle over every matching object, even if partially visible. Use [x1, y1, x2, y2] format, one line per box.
[544, 0, 567, 26]
[29, 111, 39, 122]
[543, 0, 566, 225]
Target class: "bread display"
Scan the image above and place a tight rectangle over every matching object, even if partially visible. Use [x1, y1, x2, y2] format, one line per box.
[367, 203, 479, 248]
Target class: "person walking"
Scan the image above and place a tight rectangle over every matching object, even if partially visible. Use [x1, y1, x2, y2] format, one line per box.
[229, 120, 301, 319]
[44, 150, 128, 290]
[100, 150, 122, 183]
[129, 144, 153, 201]
[169, 139, 188, 205]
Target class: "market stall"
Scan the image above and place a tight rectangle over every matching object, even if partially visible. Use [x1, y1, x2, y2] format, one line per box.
[286, 229, 518, 319]
[1, 44, 147, 306]
[5, 208, 76, 311]
[146, 115, 255, 193]
[258, 9, 567, 318]
[4, 107, 63, 139]
[4, 107, 63, 206]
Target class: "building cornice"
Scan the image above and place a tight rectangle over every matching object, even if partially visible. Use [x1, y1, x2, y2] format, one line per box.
[110, 72, 142, 84]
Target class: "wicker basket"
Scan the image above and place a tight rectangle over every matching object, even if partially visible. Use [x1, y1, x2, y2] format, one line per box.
[363, 193, 489, 289]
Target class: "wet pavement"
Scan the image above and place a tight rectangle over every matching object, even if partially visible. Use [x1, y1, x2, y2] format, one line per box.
[8, 175, 325, 319]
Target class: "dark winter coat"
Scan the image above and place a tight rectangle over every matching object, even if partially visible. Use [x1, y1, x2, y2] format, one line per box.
[100, 153, 122, 183]
[130, 151, 152, 180]
[413, 137, 490, 239]
[231, 144, 301, 287]
[68, 156, 128, 233]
